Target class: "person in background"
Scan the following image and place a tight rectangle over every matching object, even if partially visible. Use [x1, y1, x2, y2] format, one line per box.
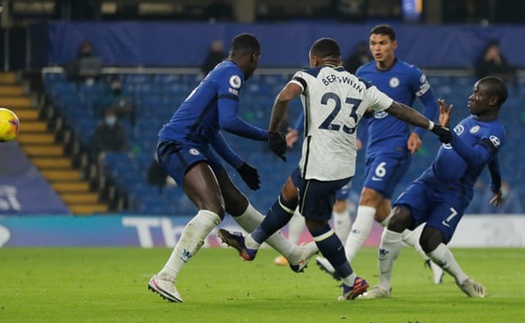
[201, 40, 227, 76]
[344, 41, 373, 74]
[94, 76, 135, 126]
[475, 39, 517, 88]
[65, 40, 102, 84]
[92, 108, 129, 166]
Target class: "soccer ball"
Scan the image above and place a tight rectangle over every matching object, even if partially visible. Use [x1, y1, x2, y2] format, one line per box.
[0, 108, 20, 142]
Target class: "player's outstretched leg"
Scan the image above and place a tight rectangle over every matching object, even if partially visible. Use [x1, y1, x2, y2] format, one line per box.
[149, 210, 220, 303]
[231, 202, 317, 271]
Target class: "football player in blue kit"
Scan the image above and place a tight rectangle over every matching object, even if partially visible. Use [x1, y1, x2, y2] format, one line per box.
[148, 33, 317, 303]
[316, 24, 444, 283]
[361, 76, 507, 299]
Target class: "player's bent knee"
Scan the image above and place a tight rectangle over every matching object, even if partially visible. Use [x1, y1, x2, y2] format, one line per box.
[387, 206, 413, 233]
[419, 227, 444, 253]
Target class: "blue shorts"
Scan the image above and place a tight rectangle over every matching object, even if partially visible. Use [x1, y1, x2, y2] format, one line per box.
[393, 180, 466, 244]
[336, 181, 352, 200]
[291, 167, 351, 222]
[363, 152, 411, 199]
[156, 140, 224, 187]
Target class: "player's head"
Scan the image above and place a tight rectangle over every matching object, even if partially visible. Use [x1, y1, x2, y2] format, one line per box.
[369, 24, 397, 66]
[309, 38, 341, 67]
[468, 76, 508, 118]
[228, 33, 261, 80]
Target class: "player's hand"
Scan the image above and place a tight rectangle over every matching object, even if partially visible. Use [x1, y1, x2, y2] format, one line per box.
[407, 132, 422, 154]
[438, 99, 453, 128]
[489, 189, 504, 207]
[286, 128, 299, 148]
[431, 124, 453, 144]
[236, 162, 260, 191]
[268, 131, 287, 161]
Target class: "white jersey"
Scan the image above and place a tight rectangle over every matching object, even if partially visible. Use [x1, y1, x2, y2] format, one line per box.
[290, 65, 393, 181]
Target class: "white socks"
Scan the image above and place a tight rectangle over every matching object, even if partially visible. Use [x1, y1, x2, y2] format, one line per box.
[333, 209, 351, 243]
[159, 210, 221, 280]
[428, 243, 469, 284]
[344, 205, 376, 262]
[234, 203, 300, 263]
[401, 224, 429, 260]
[378, 229, 403, 291]
[287, 210, 305, 245]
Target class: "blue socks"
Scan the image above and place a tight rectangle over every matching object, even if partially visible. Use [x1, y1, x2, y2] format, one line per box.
[251, 194, 297, 244]
[311, 224, 353, 279]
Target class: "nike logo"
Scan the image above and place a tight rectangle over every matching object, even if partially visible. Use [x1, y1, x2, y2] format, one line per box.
[372, 177, 383, 181]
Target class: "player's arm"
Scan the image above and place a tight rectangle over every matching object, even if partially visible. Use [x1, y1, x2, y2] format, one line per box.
[385, 101, 451, 142]
[267, 81, 303, 160]
[268, 82, 303, 132]
[210, 131, 260, 190]
[487, 156, 503, 206]
[217, 71, 268, 141]
[411, 71, 439, 140]
[218, 98, 268, 141]
[210, 131, 243, 169]
[449, 133, 501, 168]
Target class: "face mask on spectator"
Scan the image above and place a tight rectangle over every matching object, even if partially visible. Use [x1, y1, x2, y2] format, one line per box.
[105, 116, 117, 126]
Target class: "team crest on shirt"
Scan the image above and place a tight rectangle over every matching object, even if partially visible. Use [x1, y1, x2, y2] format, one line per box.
[389, 77, 400, 88]
[229, 75, 242, 89]
[189, 148, 201, 156]
[470, 125, 480, 134]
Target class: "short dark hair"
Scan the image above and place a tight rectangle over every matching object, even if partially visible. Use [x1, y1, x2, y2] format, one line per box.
[230, 33, 260, 54]
[310, 38, 340, 59]
[479, 76, 508, 106]
[370, 24, 396, 41]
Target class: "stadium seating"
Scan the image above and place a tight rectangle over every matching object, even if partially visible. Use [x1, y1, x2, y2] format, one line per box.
[42, 71, 525, 215]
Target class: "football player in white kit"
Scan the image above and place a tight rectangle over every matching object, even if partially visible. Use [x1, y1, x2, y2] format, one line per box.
[218, 38, 452, 300]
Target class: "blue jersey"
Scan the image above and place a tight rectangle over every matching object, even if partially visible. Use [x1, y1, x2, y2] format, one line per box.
[158, 61, 267, 145]
[418, 116, 505, 202]
[356, 58, 438, 156]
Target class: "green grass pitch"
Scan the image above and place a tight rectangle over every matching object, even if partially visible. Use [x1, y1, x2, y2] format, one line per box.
[1, 247, 523, 322]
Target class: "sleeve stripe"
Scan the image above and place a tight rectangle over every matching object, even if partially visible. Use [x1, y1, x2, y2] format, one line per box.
[218, 94, 239, 102]
[291, 77, 307, 92]
[480, 138, 497, 154]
